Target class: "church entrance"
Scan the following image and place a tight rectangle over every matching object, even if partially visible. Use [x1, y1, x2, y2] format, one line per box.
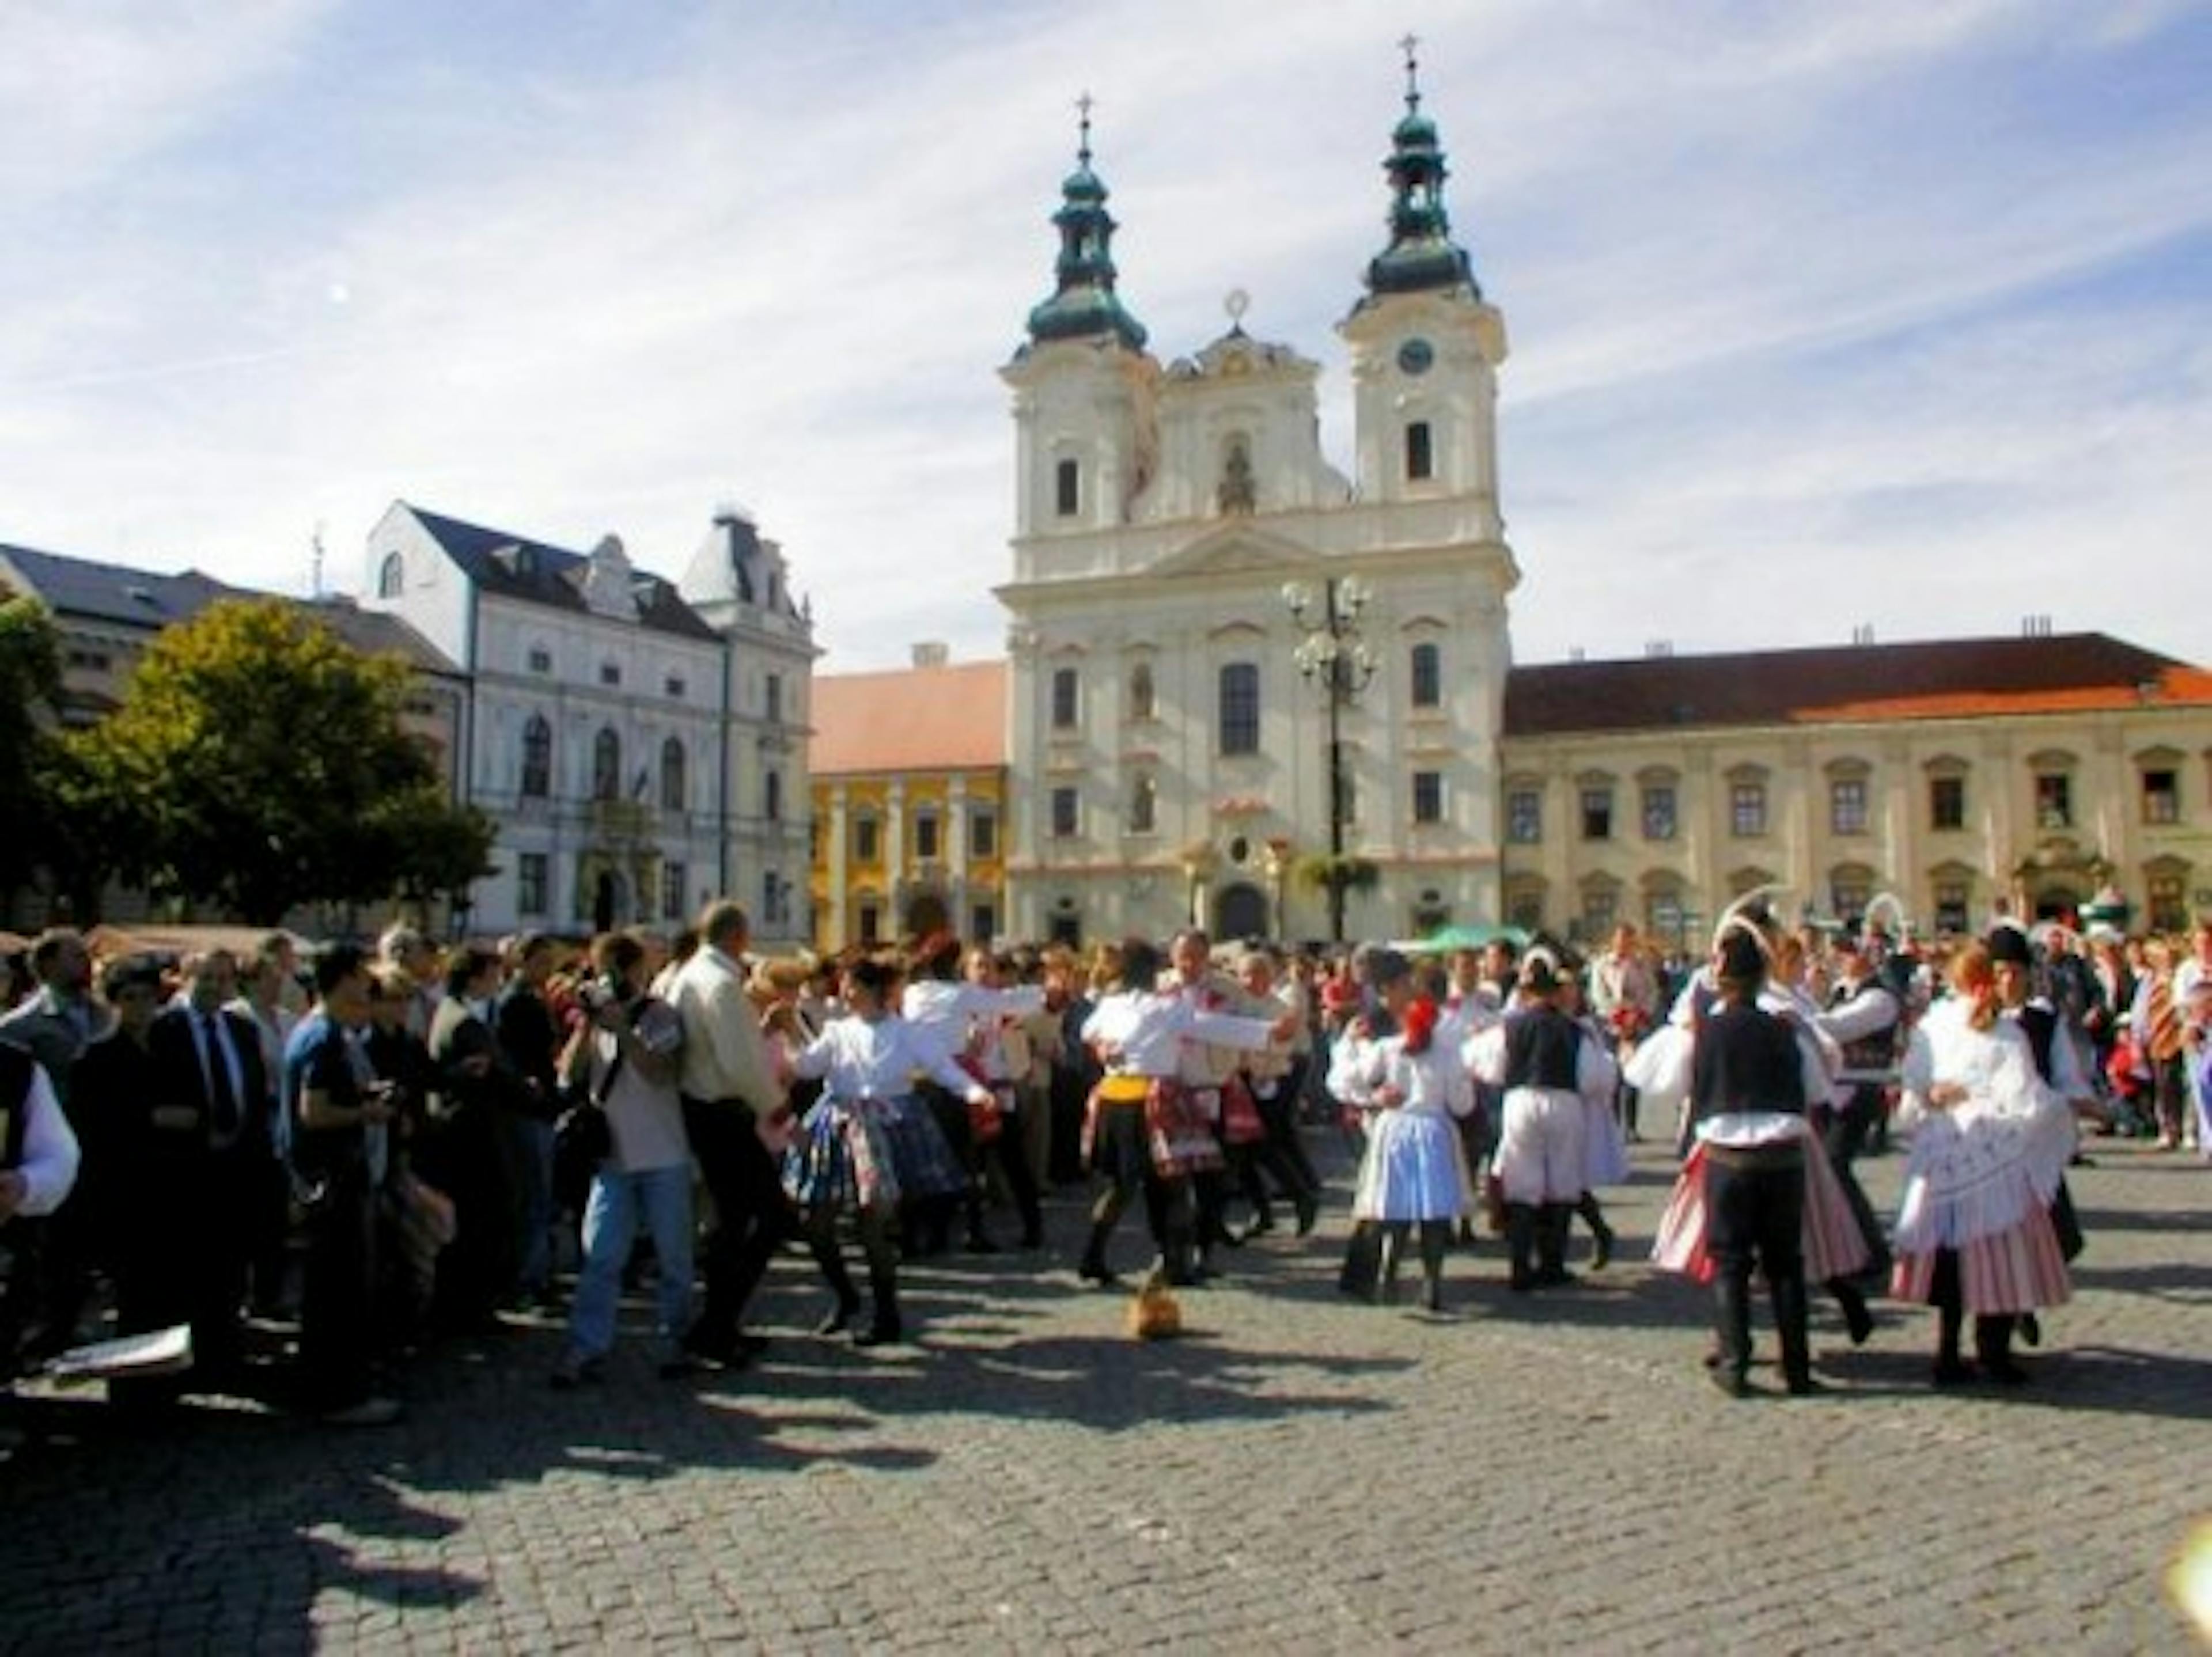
[1214, 881, 1268, 942]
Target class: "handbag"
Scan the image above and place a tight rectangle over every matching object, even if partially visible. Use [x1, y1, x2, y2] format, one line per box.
[552, 1101, 612, 1214]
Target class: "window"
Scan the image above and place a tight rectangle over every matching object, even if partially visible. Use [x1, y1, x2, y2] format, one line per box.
[2035, 771, 2073, 830]
[1930, 775, 1966, 831]
[1933, 878, 1971, 936]
[1128, 773, 1157, 835]
[599, 661, 622, 688]
[1406, 420, 1433, 481]
[1642, 784, 1677, 841]
[660, 737, 685, 812]
[1409, 642, 1441, 709]
[1580, 788, 1613, 841]
[1412, 771, 1444, 825]
[1218, 662, 1260, 755]
[516, 852, 548, 917]
[915, 811, 940, 860]
[764, 769, 783, 823]
[1051, 786, 1080, 839]
[1507, 788, 1542, 844]
[764, 673, 783, 724]
[1508, 890, 1545, 934]
[1831, 870, 1872, 923]
[858, 903, 881, 944]
[663, 862, 688, 923]
[1051, 667, 1079, 731]
[1581, 885, 1618, 942]
[377, 552, 404, 598]
[854, 814, 879, 862]
[2143, 768, 2180, 825]
[1732, 783, 1767, 838]
[2147, 867, 2189, 933]
[971, 905, 997, 944]
[1055, 458, 1080, 517]
[1128, 661, 1155, 721]
[1830, 779, 1869, 836]
[969, 809, 998, 860]
[664, 674, 686, 699]
[520, 715, 553, 799]
[592, 727, 621, 801]
[527, 645, 553, 675]
[760, 870, 778, 927]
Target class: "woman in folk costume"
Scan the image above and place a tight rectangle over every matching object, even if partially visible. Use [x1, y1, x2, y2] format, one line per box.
[1347, 994, 1476, 1310]
[1558, 968, 1629, 1269]
[1891, 939, 2076, 1386]
[900, 931, 1046, 1255]
[1652, 909, 1861, 1397]
[1477, 949, 1617, 1294]
[1077, 938, 1294, 1287]
[783, 956, 997, 1347]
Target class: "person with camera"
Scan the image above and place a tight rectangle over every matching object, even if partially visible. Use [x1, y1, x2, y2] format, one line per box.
[550, 934, 692, 1387]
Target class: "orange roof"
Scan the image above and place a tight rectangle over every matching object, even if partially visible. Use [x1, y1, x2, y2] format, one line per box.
[811, 659, 1006, 775]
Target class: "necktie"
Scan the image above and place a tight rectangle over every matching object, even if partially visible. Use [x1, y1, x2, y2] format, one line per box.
[203, 1013, 242, 1139]
[2147, 978, 2184, 1066]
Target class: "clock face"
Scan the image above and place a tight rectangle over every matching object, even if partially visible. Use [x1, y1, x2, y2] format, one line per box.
[1397, 336, 1435, 376]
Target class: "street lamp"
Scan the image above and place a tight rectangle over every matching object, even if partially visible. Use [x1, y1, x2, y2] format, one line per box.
[1282, 576, 1377, 943]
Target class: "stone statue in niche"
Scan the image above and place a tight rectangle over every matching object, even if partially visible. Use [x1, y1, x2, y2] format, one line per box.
[1217, 437, 1256, 515]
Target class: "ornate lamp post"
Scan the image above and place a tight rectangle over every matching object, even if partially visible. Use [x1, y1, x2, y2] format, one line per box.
[1283, 576, 1376, 943]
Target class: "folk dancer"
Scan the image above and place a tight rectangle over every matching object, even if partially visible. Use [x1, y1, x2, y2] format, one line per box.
[1892, 940, 2075, 1386]
[1345, 995, 1476, 1310]
[1328, 951, 1416, 1294]
[1077, 939, 1293, 1288]
[784, 957, 993, 1347]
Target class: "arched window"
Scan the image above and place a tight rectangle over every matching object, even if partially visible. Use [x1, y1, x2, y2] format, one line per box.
[1128, 772, 1157, 834]
[376, 552, 405, 598]
[660, 737, 685, 812]
[592, 727, 621, 801]
[520, 714, 552, 799]
[1128, 661, 1156, 722]
[1409, 641, 1441, 708]
[764, 769, 783, 822]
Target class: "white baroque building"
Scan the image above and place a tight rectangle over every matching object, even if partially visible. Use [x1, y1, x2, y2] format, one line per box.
[998, 70, 1517, 946]
[364, 500, 816, 945]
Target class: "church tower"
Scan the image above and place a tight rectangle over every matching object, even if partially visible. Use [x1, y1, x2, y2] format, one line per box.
[1338, 41, 1508, 539]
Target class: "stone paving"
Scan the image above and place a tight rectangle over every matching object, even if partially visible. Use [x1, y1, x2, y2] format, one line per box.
[4, 1135, 2208, 1653]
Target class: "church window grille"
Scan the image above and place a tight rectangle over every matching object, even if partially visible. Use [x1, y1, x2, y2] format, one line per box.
[1218, 662, 1260, 755]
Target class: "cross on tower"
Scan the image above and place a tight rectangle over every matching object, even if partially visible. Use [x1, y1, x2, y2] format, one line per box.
[1399, 33, 1422, 108]
[1076, 90, 1094, 164]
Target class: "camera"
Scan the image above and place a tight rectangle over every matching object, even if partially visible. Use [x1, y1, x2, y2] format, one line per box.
[577, 977, 622, 1014]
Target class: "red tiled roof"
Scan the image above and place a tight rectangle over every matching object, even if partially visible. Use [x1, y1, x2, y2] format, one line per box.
[1503, 634, 2212, 738]
[811, 659, 1006, 775]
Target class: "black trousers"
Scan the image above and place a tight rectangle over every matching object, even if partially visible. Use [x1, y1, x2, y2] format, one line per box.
[300, 1166, 380, 1409]
[681, 1095, 788, 1346]
[1704, 1149, 1810, 1382]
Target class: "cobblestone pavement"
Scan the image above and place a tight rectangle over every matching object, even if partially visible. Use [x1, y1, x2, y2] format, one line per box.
[4, 1134, 2207, 1654]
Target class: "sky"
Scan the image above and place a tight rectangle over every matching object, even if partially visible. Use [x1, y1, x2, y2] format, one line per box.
[3, 0, 2209, 673]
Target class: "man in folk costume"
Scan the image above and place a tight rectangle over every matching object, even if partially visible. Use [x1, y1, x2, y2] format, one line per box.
[1813, 927, 1903, 1281]
[1481, 950, 1616, 1294]
[1077, 938, 1291, 1287]
[1232, 945, 1321, 1238]
[1164, 929, 1267, 1277]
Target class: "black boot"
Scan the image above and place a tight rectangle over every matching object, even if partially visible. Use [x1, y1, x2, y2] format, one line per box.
[1975, 1315, 2028, 1385]
[1774, 1273, 1820, 1396]
[1576, 1192, 1615, 1271]
[1710, 1268, 1753, 1397]
[1933, 1292, 1972, 1386]
[854, 1256, 903, 1348]
[1828, 1277, 1874, 1346]
[1077, 1222, 1120, 1287]
[1505, 1205, 1537, 1293]
[1535, 1204, 1576, 1287]
[1376, 1224, 1406, 1306]
[1418, 1222, 1449, 1313]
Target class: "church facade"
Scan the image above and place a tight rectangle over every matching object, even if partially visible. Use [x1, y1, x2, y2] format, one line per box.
[997, 70, 1516, 947]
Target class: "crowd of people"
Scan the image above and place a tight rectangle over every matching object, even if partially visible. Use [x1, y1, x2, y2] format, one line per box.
[1, 896, 2207, 1423]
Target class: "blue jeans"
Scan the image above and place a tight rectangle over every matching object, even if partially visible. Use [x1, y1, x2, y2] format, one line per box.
[506, 1116, 556, 1294]
[565, 1163, 694, 1360]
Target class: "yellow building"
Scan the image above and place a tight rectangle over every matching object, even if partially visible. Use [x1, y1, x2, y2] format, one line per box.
[809, 648, 1008, 950]
[1498, 632, 2212, 947]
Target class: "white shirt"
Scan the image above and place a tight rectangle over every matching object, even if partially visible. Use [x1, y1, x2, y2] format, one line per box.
[1082, 990, 1278, 1079]
[669, 946, 778, 1111]
[1374, 1037, 1478, 1120]
[790, 1014, 987, 1102]
[7, 1060, 80, 1218]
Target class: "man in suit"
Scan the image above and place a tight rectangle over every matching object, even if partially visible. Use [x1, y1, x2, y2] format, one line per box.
[146, 949, 269, 1386]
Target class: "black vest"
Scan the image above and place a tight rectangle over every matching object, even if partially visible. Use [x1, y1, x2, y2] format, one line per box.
[1503, 1005, 1582, 1090]
[1828, 977, 1900, 1075]
[2013, 1002, 2059, 1085]
[1691, 1004, 1808, 1118]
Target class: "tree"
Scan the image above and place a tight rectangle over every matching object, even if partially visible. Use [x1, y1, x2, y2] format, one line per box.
[0, 585, 63, 829]
[84, 597, 484, 924]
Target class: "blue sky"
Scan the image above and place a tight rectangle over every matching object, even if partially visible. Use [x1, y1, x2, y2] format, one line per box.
[3, 0, 2207, 671]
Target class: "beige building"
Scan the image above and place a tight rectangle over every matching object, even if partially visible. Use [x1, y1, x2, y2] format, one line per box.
[809, 649, 1009, 950]
[1497, 634, 2212, 947]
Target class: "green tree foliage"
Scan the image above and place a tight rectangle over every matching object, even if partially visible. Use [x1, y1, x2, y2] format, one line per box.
[82, 598, 495, 923]
[0, 584, 63, 817]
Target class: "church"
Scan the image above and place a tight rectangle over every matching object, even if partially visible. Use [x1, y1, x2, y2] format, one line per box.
[998, 62, 1514, 946]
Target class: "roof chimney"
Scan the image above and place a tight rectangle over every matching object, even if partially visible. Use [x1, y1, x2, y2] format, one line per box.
[912, 642, 949, 669]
